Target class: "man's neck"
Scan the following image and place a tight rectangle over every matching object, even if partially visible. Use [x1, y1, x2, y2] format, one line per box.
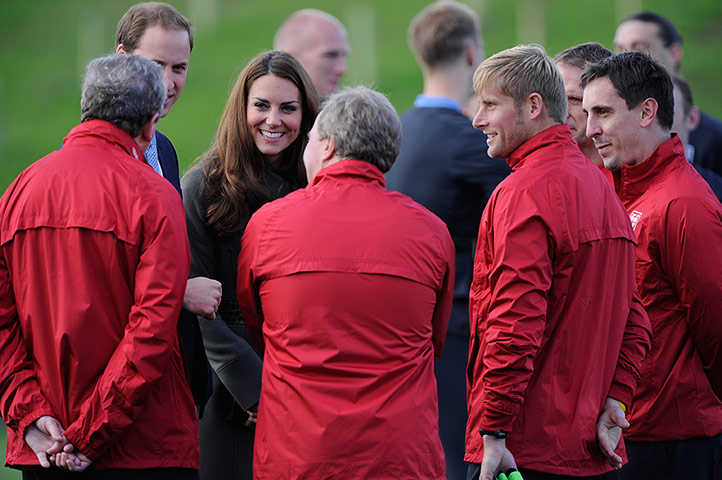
[422, 62, 473, 107]
[528, 118, 560, 141]
[134, 129, 155, 153]
[630, 130, 672, 167]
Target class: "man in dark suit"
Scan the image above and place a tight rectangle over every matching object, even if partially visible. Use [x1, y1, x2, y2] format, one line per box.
[613, 11, 722, 176]
[116, 2, 190, 196]
[154, 131, 182, 193]
[116, 2, 220, 407]
[384, 2, 510, 478]
[671, 74, 722, 201]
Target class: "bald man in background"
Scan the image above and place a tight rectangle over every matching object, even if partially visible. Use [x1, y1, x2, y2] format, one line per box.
[274, 9, 349, 99]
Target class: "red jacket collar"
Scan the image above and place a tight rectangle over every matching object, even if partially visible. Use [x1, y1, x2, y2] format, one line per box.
[63, 120, 146, 163]
[506, 124, 573, 171]
[311, 159, 386, 187]
[614, 134, 685, 199]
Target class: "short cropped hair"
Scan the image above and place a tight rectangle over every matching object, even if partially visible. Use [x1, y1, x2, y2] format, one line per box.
[473, 44, 567, 123]
[409, 0, 480, 69]
[116, 2, 193, 53]
[554, 42, 613, 69]
[81, 54, 165, 137]
[317, 86, 401, 173]
[622, 11, 682, 47]
[581, 51, 673, 131]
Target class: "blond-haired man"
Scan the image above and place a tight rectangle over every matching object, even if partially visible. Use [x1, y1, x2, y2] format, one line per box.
[465, 45, 650, 480]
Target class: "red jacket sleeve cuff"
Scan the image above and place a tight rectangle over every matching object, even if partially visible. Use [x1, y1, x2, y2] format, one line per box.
[479, 395, 519, 433]
[63, 424, 101, 461]
[607, 381, 634, 409]
[17, 406, 56, 442]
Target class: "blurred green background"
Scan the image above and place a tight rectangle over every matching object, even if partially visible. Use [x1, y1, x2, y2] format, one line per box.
[1, 0, 722, 194]
[0, 0, 721, 476]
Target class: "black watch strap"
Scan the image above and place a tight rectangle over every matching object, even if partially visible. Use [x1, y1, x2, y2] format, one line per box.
[479, 428, 508, 439]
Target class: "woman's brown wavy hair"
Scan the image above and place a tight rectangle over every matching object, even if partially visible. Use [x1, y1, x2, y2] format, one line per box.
[198, 50, 319, 237]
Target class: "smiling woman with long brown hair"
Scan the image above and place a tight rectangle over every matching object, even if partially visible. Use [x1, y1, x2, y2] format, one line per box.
[181, 50, 319, 480]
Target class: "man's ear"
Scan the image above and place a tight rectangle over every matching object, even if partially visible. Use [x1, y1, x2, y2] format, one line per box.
[639, 97, 659, 128]
[141, 113, 160, 143]
[687, 105, 701, 132]
[465, 42, 476, 67]
[527, 92, 544, 120]
[320, 137, 336, 163]
[116, 44, 127, 54]
[670, 43, 683, 71]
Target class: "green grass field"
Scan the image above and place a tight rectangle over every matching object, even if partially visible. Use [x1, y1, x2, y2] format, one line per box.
[0, 426, 17, 479]
[0, 0, 721, 476]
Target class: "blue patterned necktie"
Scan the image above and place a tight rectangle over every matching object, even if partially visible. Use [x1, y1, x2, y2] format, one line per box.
[145, 135, 163, 175]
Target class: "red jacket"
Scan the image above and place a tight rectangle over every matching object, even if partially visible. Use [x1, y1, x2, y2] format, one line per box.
[598, 161, 614, 185]
[465, 125, 651, 476]
[237, 160, 454, 480]
[612, 135, 722, 441]
[0, 121, 199, 469]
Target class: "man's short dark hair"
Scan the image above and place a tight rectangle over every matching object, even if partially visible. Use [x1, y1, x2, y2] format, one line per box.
[581, 51, 674, 130]
[623, 11, 683, 46]
[554, 42, 613, 70]
[116, 2, 193, 52]
[408, 0, 480, 69]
